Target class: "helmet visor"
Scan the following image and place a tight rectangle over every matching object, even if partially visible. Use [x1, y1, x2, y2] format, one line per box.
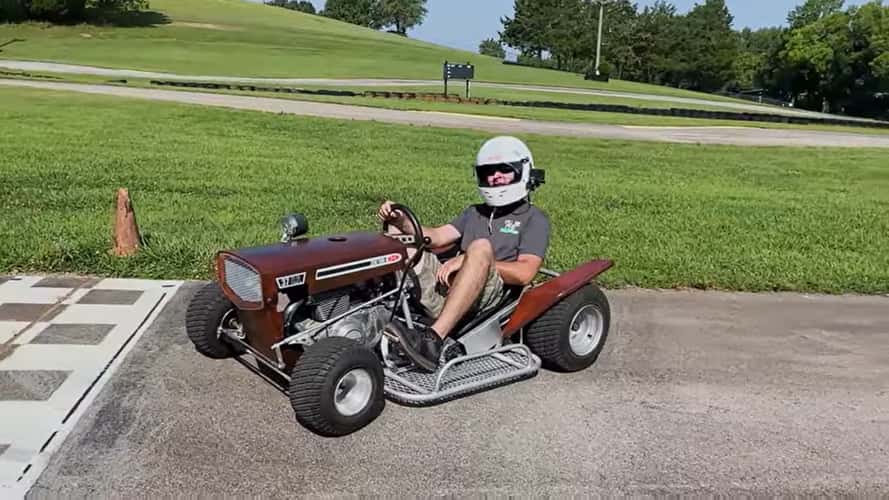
[475, 161, 524, 187]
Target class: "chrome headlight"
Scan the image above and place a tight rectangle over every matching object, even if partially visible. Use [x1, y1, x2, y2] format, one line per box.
[280, 213, 309, 243]
[223, 258, 262, 304]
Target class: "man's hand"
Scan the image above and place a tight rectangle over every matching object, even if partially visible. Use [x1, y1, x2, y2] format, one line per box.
[436, 254, 465, 287]
[377, 200, 403, 224]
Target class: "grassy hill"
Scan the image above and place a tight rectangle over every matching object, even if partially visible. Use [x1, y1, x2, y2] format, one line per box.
[0, 0, 747, 102]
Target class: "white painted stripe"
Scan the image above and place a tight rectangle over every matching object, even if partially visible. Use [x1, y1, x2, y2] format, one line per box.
[0, 281, 182, 498]
[0, 288, 72, 304]
[315, 253, 403, 280]
[0, 322, 28, 344]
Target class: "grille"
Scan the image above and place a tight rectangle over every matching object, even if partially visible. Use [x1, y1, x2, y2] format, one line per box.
[223, 258, 262, 303]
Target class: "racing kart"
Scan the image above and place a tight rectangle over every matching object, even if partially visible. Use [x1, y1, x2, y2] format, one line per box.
[185, 204, 613, 437]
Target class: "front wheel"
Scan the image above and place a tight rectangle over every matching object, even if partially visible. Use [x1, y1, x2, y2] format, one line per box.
[185, 281, 246, 359]
[523, 284, 610, 372]
[288, 337, 385, 437]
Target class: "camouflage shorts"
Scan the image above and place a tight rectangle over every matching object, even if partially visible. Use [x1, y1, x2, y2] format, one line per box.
[412, 251, 504, 319]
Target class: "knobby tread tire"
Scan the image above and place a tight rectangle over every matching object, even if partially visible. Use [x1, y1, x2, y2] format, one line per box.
[185, 281, 242, 359]
[524, 283, 610, 372]
[289, 337, 385, 437]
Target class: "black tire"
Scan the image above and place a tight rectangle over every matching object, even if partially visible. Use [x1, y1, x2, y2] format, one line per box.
[523, 283, 610, 372]
[185, 281, 245, 359]
[289, 337, 385, 437]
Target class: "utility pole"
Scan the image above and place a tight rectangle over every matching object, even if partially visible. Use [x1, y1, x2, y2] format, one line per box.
[594, 0, 607, 76]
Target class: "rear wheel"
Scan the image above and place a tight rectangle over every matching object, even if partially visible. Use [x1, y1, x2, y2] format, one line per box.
[185, 281, 246, 359]
[289, 337, 385, 437]
[523, 284, 610, 372]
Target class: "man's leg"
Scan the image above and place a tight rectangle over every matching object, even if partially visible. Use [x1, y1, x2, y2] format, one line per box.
[429, 238, 495, 338]
[385, 239, 496, 372]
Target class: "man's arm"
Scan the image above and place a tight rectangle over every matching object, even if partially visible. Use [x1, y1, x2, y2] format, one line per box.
[499, 208, 550, 286]
[379, 201, 462, 248]
[495, 254, 543, 286]
[421, 224, 461, 249]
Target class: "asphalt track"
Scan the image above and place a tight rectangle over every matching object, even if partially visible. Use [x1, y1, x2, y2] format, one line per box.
[3, 79, 889, 148]
[25, 282, 889, 497]
[0, 59, 868, 121]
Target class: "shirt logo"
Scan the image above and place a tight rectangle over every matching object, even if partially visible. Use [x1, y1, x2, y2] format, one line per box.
[500, 219, 521, 235]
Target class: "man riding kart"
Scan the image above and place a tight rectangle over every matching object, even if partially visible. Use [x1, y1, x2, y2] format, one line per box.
[379, 136, 551, 372]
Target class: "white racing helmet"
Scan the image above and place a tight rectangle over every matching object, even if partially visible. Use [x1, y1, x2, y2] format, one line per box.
[474, 136, 536, 207]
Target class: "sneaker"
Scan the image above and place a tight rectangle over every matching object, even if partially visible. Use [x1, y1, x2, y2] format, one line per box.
[385, 321, 443, 373]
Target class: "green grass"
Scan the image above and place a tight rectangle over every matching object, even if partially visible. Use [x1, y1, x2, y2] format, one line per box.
[0, 0, 761, 106]
[1, 86, 887, 294]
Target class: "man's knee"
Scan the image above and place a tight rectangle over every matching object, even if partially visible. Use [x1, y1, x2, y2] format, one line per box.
[465, 238, 494, 261]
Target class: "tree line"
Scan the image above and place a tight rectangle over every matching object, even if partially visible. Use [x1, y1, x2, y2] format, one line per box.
[1, 0, 147, 22]
[318, 0, 427, 36]
[264, 0, 316, 14]
[487, 0, 889, 118]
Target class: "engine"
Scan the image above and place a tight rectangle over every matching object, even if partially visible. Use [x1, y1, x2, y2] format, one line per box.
[290, 286, 391, 348]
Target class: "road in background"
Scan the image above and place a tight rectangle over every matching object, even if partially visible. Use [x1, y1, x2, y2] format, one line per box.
[3, 79, 889, 148]
[0, 59, 875, 122]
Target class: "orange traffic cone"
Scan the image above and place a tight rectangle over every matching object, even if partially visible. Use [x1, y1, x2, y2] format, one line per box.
[112, 188, 142, 257]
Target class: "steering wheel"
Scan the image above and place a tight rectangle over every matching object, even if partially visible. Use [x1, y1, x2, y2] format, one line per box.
[382, 203, 430, 268]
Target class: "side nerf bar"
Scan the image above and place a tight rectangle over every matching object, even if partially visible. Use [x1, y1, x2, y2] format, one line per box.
[501, 259, 613, 338]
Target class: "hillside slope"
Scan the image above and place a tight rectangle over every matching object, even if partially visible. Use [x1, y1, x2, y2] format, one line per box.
[0, 0, 745, 102]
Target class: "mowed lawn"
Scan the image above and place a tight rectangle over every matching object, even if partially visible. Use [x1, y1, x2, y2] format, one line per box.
[1, 87, 887, 294]
[0, 0, 752, 105]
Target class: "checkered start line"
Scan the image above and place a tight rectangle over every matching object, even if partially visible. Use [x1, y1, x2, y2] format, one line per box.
[0, 275, 182, 497]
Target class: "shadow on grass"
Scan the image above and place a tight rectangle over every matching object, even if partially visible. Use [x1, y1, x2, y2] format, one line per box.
[0, 8, 170, 29]
[82, 8, 171, 27]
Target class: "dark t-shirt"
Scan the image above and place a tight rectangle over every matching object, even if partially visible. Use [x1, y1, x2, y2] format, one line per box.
[449, 201, 551, 262]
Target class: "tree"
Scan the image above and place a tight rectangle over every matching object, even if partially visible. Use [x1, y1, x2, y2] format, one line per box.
[266, 0, 316, 13]
[732, 26, 784, 90]
[378, 0, 426, 35]
[631, 1, 681, 84]
[479, 38, 506, 58]
[784, 10, 854, 111]
[500, 0, 553, 60]
[292, 1, 315, 13]
[674, 0, 738, 91]
[787, 0, 844, 29]
[600, 0, 640, 80]
[0, 0, 28, 22]
[322, 0, 383, 29]
[17, 0, 85, 21]
[90, 0, 148, 11]
[1, 0, 146, 22]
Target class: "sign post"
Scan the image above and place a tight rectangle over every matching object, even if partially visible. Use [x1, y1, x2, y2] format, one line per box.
[443, 61, 475, 98]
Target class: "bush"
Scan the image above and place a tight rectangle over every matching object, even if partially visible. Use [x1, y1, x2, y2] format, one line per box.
[1, 0, 27, 21]
[1, 0, 144, 22]
[26, 0, 86, 21]
[584, 60, 612, 81]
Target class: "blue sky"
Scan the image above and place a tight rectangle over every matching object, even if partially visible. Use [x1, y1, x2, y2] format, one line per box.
[259, 0, 871, 55]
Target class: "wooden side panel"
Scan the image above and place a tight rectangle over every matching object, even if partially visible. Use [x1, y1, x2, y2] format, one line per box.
[501, 259, 613, 337]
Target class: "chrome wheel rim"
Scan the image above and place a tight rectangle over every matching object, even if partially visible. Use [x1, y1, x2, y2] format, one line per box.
[568, 305, 604, 357]
[334, 369, 373, 416]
